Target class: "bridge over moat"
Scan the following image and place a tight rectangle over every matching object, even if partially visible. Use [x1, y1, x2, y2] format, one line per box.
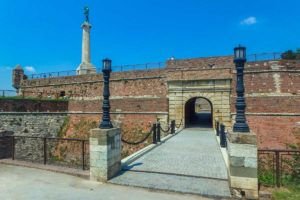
[109, 128, 231, 198]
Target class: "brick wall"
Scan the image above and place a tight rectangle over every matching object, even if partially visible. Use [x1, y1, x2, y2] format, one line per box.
[15, 58, 300, 150]
[0, 99, 68, 112]
[68, 98, 168, 112]
[247, 116, 300, 149]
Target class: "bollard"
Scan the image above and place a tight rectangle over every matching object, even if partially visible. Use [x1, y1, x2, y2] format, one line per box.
[171, 120, 175, 134]
[220, 123, 226, 148]
[157, 122, 161, 142]
[216, 121, 220, 136]
[152, 123, 157, 144]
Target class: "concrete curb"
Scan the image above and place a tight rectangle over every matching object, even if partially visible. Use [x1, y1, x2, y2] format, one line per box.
[0, 159, 89, 179]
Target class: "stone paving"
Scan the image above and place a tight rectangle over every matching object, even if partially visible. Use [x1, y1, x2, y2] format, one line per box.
[110, 128, 231, 198]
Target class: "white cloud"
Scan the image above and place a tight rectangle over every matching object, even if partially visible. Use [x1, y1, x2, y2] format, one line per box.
[25, 66, 36, 73]
[240, 17, 257, 25]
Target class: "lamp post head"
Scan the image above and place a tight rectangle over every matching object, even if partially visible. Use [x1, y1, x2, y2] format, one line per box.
[102, 58, 112, 71]
[234, 45, 247, 62]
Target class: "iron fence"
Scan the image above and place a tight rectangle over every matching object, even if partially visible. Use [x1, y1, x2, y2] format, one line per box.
[258, 149, 300, 187]
[27, 62, 165, 80]
[247, 52, 282, 62]
[27, 70, 77, 80]
[0, 136, 89, 170]
[0, 90, 17, 97]
[24, 53, 287, 80]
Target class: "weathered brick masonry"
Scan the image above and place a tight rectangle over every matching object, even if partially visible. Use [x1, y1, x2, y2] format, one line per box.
[14, 57, 300, 149]
[0, 99, 68, 112]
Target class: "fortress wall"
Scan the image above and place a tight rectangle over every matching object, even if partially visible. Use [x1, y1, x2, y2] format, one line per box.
[13, 58, 300, 149]
[0, 99, 68, 112]
[231, 60, 300, 149]
[21, 69, 167, 98]
[247, 116, 300, 149]
[68, 98, 168, 113]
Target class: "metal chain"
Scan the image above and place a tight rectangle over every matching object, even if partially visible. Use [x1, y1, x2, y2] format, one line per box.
[160, 125, 170, 133]
[121, 126, 154, 145]
[175, 119, 183, 129]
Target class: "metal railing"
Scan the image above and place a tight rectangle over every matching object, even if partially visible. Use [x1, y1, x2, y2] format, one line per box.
[258, 149, 300, 187]
[27, 62, 165, 80]
[28, 70, 77, 80]
[213, 119, 300, 188]
[0, 136, 89, 170]
[0, 90, 17, 97]
[247, 52, 282, 62]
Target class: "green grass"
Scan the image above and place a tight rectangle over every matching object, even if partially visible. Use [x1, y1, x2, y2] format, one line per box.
[57, 116, 70, 138]
[259, 170, 275, 186]
[272, 185, 300, 200]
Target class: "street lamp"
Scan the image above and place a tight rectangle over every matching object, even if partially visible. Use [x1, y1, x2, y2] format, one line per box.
[99, 58, 113, 129]
[233, 45, 250, 132]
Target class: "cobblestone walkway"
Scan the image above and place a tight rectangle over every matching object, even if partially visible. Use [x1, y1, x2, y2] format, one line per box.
[110, 128, 231, 198]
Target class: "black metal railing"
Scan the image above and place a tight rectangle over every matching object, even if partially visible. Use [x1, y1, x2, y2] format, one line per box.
[258, 149, 300, 188]
[247, 52, 282, 62]
[0, 136, 89, 170]
[0, 90, 17, 97]
[27, 62, 165, 80]
[27, 70, 77, 80]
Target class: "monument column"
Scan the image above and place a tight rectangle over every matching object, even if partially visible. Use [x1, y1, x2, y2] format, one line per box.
[77, 6, 96, 75]
[82, 23, 91, 64]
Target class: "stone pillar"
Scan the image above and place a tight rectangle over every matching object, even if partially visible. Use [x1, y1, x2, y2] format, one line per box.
[227, 130, 258, 199]
[89, 128, 121, 182]
[77, 22, 96, 75]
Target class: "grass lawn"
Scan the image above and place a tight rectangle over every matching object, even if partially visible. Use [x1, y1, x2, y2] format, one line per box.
[272, 186, 300, 200]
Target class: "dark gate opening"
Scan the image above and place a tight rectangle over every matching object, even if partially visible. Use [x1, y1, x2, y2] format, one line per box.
[185, 97, 213, 128]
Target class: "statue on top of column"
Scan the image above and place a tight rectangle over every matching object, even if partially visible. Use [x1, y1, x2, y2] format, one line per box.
[84, 6, 89, 23]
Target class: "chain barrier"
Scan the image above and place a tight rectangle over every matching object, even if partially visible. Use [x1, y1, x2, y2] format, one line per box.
[121, 126, 154, 145]
[160, 124, 171, 133]
[121, 119, 181, 145]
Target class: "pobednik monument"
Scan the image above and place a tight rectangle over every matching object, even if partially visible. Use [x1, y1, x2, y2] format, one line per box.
[76, 6, 96, 75]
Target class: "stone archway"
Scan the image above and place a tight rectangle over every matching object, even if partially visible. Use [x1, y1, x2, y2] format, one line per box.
[168, 79, 232, 129]
[185, 97, 213, 128]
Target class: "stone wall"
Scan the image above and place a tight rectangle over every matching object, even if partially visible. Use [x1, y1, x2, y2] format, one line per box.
[0, 113, 67, 162]
[0, 113, 67, 136]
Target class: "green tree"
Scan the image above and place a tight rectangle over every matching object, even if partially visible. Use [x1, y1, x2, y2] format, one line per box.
[281, 50, 297, 60]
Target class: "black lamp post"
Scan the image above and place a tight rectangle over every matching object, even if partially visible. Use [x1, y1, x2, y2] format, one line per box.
[99, 58, 113, 129]
[233, 45, 250, 132]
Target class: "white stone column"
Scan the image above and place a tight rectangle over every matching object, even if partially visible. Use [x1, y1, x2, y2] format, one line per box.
[77, 22, 96, 75]
[82, 23, 91, 63]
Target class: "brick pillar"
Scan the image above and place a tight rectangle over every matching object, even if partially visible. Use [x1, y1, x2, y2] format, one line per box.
[89, 128, 121, 182]
[227, 130, 258, 199]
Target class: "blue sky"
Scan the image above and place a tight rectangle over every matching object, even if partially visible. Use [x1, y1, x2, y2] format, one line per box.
[0, 0, 299, 89]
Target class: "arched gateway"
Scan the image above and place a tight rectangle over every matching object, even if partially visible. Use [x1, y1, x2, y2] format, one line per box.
[185, 97, 213, 128]
[167, 79, 232, 128]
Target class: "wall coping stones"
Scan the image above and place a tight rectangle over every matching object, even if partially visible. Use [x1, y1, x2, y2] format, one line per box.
[0, 112, 168, 115]
[227, 131, 257, 145]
